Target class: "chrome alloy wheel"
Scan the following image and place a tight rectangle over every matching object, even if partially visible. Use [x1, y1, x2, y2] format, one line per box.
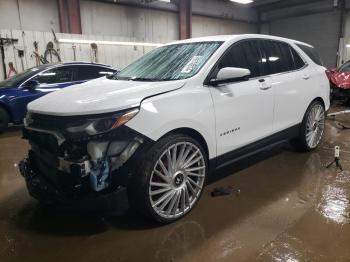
[149, 142, 206, 219]
[305, 103, 325, 149]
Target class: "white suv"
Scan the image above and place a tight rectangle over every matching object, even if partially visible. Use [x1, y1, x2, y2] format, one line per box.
[20, 34, 330, 223]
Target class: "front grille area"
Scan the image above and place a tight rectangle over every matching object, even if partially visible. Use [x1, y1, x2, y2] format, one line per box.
[23, 128, 60, 156]
[30, 113, 85, 130]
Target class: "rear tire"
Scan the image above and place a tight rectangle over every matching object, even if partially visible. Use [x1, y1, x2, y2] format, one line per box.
[128, 134, 208, 224]
[0, 107, 9, 133]
[291, 100, 325, 151]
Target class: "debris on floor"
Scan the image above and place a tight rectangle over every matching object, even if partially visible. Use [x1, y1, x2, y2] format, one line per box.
[335, 122, 350, 130]
[211, 186, 237, 197]
[327, 109, 350, 129]
[327, 109, 350, 118]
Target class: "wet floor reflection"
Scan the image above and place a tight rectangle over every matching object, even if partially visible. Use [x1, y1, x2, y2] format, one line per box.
[317, 171, 350, 225]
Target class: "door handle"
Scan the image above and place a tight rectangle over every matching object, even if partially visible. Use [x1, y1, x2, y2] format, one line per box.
[303, 74, 310, 80]
[259, 79, 271, 90]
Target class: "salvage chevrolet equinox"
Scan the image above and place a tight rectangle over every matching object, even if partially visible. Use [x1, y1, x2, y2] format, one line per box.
[20, 35, 330, 223]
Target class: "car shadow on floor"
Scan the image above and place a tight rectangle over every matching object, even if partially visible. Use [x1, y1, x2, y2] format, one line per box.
[0, 125, 22, 138]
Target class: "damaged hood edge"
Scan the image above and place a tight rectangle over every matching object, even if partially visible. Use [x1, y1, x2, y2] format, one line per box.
[27, 77, 186, 116]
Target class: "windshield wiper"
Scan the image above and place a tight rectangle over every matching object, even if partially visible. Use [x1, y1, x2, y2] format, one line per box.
[106, 74, 160, 81]
[128, 77, 159, 82]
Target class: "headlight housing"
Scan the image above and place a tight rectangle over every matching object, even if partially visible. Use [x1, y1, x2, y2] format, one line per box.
[66, 108, 139, 135]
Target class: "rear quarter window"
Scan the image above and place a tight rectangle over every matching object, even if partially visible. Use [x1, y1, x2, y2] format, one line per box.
[296, 44, 323, 66]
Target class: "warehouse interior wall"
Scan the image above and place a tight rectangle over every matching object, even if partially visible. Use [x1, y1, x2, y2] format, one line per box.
[0, 29, 156, 77]
[345, 10, 350, 38]
[192, 0, 257, 23]
[1, 0, 349, 75]
[0, 0, 59, 32]
[0, 0, 258, 80]
[192, 15, 257, 37]
[80, 0, 179, 43]
[80, 0, 258, 42]
[0, 0, 257, 43]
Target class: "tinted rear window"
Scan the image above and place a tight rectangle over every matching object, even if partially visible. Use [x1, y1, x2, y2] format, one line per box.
[296, 44, 323, 66]
[290, 47, 305, 69]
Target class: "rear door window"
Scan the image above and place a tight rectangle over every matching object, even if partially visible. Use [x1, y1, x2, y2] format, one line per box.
[296, 44, 323, 66]
[218, 40, 263, 78]
[261, 40, 295, 75]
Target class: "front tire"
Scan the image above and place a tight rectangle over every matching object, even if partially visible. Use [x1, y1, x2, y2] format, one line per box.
[128, 134, 208, 223]
[292, 100, 325, 151]
[0, 107, 9, 133]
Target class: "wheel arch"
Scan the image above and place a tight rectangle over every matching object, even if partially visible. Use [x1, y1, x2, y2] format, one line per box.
[0, 102, 13, 123]
[162, 127, 210, 160]
[313, 97, 325, 108]
[300, 97, 325, 123]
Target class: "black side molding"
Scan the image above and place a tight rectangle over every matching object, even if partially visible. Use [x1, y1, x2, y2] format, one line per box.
[212, 124, 300, 171]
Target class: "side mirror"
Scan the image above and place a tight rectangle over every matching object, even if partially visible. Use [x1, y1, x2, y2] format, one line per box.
[210, 67, 251, 85]
[23, 80, 39, 91]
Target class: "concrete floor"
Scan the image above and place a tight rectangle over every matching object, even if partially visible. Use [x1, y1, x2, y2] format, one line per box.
[1, 107, 350, 262]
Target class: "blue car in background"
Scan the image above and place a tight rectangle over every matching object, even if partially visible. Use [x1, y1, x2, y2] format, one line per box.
[0, 62, 117, 132]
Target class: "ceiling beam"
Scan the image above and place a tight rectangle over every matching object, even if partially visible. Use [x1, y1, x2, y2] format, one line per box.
[255, 0, 327, 12]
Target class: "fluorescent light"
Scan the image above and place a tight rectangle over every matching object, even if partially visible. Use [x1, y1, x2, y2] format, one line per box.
[229, 0, 253, 4]
[347, 44, 350, 48]
[158, 0, 171, 2]
[58, 39, 163, 47]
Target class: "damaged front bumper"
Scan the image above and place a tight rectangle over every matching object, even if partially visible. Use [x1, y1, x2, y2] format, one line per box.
[19, 115, 153, 207]
[19, 156, 129, 210]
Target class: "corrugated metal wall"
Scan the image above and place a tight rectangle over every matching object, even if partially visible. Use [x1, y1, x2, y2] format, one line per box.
[80, 0, 178, 43]
[80, 0, 258, 43]
[192, 15, 257, 37]
[263, 11, 341, 68]
[0, 0, 59, 32]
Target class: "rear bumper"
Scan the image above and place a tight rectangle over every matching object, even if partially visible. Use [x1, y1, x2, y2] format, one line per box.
[19, 157, 129, 211]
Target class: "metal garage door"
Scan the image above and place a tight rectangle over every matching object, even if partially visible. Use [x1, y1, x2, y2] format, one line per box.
[268, 11, 340, 68]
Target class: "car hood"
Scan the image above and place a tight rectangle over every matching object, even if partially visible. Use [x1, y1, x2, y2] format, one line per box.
[27, 77, 186, 116]
[0, 87, 18, 100]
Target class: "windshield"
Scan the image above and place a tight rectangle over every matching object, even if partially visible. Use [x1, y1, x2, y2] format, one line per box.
[0, 65, 49, 88]
[114, 42, 222, 81]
